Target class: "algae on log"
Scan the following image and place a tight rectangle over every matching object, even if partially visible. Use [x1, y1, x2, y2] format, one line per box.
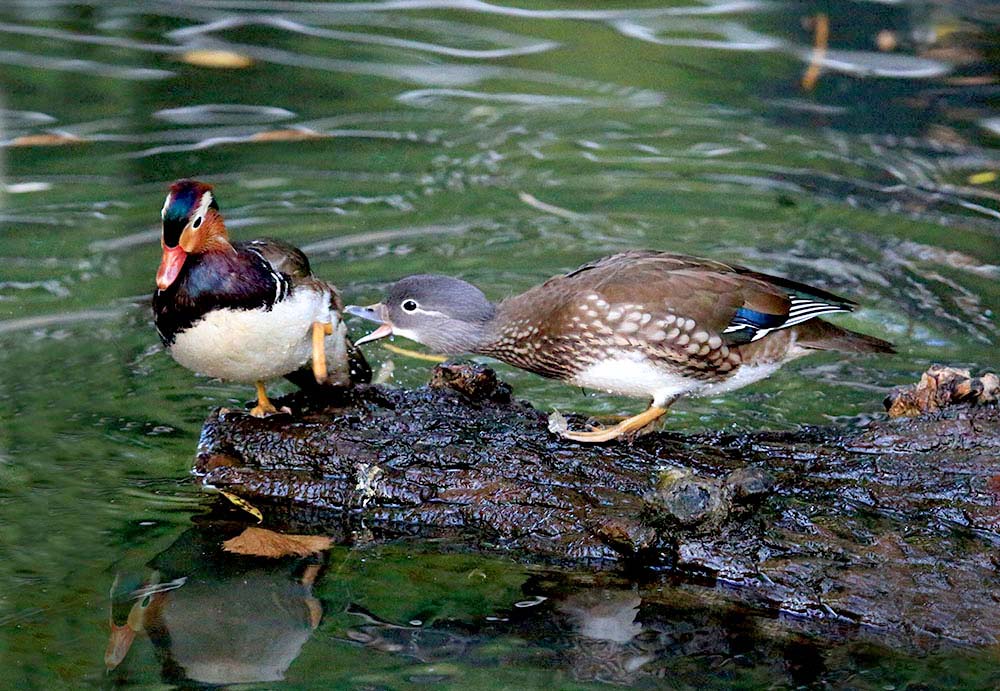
[195, 363, 1000, 644]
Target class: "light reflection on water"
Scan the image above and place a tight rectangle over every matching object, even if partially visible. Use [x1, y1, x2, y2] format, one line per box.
[1, 0, 999, 687]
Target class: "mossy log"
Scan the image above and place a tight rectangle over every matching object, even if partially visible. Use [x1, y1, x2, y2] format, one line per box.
[195, 363, 1000, 644]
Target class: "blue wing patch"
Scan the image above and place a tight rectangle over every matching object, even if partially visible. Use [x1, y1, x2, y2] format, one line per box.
[723, 307, 785, 344]
[730, 307, 785, 330]
[723, 295, 852, 344]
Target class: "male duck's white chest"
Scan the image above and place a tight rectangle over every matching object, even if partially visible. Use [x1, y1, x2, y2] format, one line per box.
[168, 288, 331, 383]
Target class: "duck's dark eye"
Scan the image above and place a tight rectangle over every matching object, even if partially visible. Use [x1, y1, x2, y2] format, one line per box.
[402, 299, 418, 312]
[192, 216, 203, 229]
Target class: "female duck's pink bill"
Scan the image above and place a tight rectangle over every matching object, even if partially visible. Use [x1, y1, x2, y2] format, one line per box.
[345, 304, 394, 345]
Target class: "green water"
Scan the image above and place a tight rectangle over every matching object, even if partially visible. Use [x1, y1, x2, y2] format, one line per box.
[1, 1, 998, 688]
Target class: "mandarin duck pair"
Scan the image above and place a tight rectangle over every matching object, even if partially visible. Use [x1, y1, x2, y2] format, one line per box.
[153, 180, 893, 442]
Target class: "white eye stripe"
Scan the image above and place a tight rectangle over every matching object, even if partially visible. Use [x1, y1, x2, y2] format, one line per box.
[413, 307, 447, 318]
[191, 190, 214, 228]
[398, 299, 446, 318]
[161, 193, 172, 220]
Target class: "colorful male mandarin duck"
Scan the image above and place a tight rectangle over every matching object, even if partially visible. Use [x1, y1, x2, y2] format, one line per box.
[152, 179, 368, 416]
[346, 251, 894, 442]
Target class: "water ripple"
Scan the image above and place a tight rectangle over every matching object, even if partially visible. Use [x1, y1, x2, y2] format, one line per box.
[808, 49, 951, 79]
[170, 14, 558, 59]
[273, 16, 558, 58]
[0, 49, 173, 80]
[0, 109, 57, 128]
[301, 221, 481, 256]
[122, 126, 433, 159]
[0, 20, 178, 52]
[613, 18, 782, 51]
[154, 104, 297, 125]
[979, 117, 1000, 136]
[398, 89, 588, 108]
[0, 308, 125, 335]
[615, 16, 952, 79]
[158, 0, 763, 20]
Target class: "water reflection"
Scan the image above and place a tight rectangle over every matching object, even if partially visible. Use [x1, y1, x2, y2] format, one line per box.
[98, 506, 1000, 688]
[107, 521, 326, 685]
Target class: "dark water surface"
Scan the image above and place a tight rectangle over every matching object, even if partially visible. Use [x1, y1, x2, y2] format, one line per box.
[1, 1, 998, 688]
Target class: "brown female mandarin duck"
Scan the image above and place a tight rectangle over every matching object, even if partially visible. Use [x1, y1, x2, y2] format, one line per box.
[346, 251, 894, 442]
[152, 179, 368, 416]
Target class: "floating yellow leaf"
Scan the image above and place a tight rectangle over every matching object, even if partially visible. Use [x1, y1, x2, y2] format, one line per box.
[801, 13, 829, 92]
[220, 489, 263, 523]
[876, 29, 897, 52]
[223, 526, 332, 558]
[383, 342, 447, 363]
[968, 171, 997, 185]
[930, 21, 962, 42]
[945, 75, 997, 86]
[10, 133, 84, 147]
[181, 49, 253, 69]
[250, 128, 325, 142]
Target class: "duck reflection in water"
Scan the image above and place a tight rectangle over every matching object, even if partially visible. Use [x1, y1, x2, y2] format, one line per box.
[106, 523, 326, 686]
[104, 522, 839, 687]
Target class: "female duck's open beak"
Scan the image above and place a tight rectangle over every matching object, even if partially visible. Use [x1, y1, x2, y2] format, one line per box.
[345, 303, 394, 345]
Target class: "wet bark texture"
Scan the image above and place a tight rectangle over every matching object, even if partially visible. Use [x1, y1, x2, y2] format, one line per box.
[195, 363, 1000, 645]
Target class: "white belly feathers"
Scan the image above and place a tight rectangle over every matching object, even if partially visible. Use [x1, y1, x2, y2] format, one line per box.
[569, 354, 698, 407]
[169, 288, 332, 383]
[568, 351, 796, 406]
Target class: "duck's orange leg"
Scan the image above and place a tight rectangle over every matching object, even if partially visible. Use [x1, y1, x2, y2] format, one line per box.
[311, 321, 333, 384]
[560, 404, 670, 443]
[250, 380, 281, 417]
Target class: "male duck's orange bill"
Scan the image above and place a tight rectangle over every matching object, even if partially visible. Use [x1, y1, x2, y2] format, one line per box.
[156, 245, 187, 290]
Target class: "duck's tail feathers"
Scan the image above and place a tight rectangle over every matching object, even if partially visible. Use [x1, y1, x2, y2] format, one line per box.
[796, 319, 896, 354]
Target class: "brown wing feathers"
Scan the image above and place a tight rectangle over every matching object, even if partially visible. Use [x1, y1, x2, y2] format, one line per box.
[548, 251, 855, 343]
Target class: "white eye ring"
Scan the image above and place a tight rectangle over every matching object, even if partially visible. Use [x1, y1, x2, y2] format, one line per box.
[401, 299, 418, 312]
[192, 215, 203, 229]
